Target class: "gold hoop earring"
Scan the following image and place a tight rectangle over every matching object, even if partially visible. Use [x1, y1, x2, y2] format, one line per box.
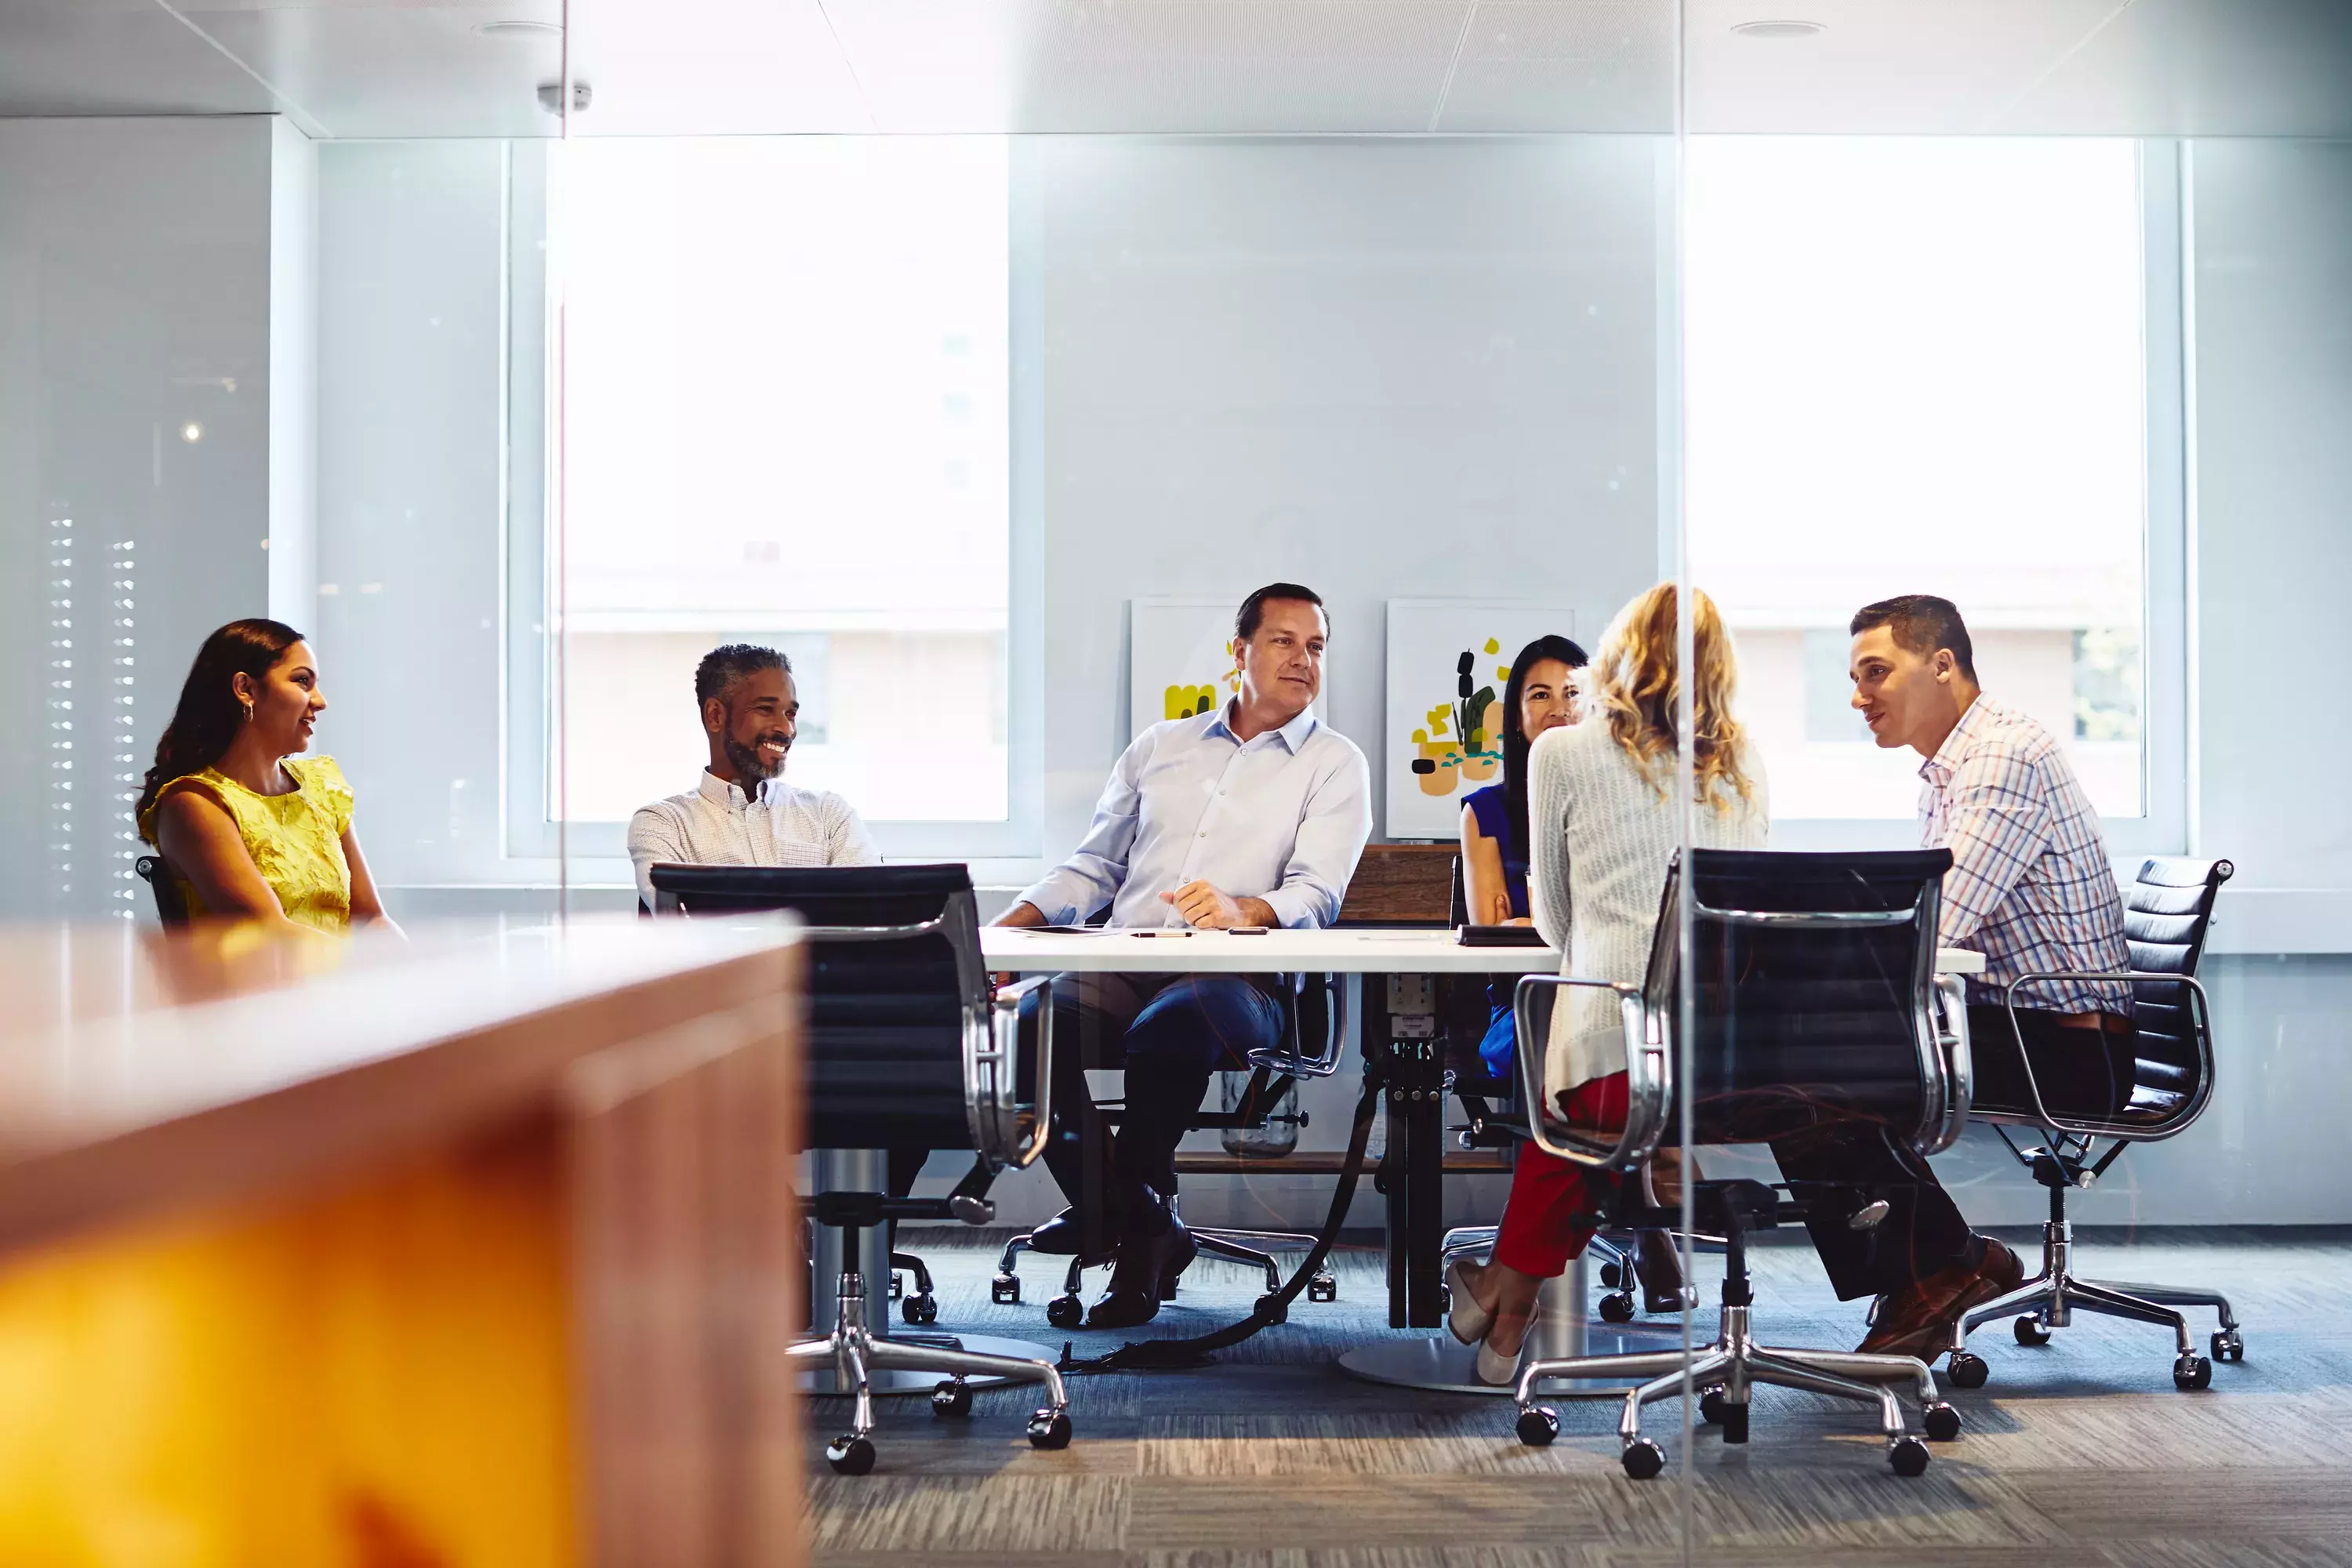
[240, 702, 253, 724]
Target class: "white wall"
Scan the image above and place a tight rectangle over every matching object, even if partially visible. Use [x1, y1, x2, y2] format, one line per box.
[0, 117, 287, 921]
[1027, 136, 1667, 860]
[267, 118, 318, 626]
[314, 140, 517, 895]
[2190, 140, 2352, 896]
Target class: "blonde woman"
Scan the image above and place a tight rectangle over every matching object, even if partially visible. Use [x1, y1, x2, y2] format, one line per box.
[1445, 583, 1768, 1383]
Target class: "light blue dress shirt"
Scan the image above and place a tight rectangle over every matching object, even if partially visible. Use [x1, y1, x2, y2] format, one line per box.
[1017, 704, 1374, 930]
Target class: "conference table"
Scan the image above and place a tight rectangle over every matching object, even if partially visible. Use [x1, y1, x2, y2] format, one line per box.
[983, 925, 1985, 1393]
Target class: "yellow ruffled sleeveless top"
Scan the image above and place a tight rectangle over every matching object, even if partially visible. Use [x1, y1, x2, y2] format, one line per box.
[136, 756, 357, 935]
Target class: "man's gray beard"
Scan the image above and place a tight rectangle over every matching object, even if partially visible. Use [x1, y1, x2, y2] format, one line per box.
[722, 731, 782, 786]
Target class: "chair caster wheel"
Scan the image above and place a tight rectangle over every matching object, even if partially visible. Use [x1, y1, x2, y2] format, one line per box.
[1026, 1408, 1073, 1450]
[1308, 1272, 1339, 1303]
[1621, 1438, 1667, 1479]
[889, 1272, 904, 1301]
[1598, 1291, 1637, 1323]
[1254, 1294, 1289, 1325]
[2174, 1353, 2212, 1391]
[930, 1380, 973, 1418]
[1922, 1401, 1962, 1443]
[1599, 1261, 1624, 1289]
[1046, 1295, 1084, 1329]
[991, 1273, 1023, 1305]
[1719, 1404, 1749, 1444]
[1697, 1386, 1727, 1426]
[2013, 1316, 2051, 1346]
[1947, 1352, 1990, 1389]
[826, 1434, 877, 1475]
[1516, 1406, 1560, 1446]
[1889, 1436, 1931, 1477]
[2212, 1330, 2245, 1363]
[901, 1293, 938, 1327]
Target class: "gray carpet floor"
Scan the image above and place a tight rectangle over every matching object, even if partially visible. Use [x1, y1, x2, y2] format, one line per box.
[804, 1226, 2352, 1566]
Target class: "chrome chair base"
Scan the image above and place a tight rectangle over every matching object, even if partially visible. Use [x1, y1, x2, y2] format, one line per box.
[1952, 1219, 2244, 1391]
[1512, 1297, 1957, 1479]
[994, 1204, 1338, 1322]
[789, 1269, 1073, 1475]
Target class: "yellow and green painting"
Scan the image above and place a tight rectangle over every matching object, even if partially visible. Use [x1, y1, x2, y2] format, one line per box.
[1409, 639, 1509, 796]
[1384, 601, 1575, 840]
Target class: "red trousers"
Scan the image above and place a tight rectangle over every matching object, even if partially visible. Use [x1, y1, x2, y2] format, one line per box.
[1492, 1072, 1629, 1277]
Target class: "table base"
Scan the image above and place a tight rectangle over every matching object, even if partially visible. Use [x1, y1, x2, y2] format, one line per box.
[1336, 1323, 1687, 1396]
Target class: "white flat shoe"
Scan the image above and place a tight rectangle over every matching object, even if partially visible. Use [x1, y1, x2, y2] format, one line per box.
[1474, 1316, 1534, 1387]
[1444, 1259, 1492, 1346]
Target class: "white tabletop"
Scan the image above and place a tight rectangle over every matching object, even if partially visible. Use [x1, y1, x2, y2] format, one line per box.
[982, 926, 1986, 978]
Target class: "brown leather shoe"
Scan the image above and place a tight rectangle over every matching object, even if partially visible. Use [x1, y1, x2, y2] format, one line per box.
[1857, 1238, 2024, 1359]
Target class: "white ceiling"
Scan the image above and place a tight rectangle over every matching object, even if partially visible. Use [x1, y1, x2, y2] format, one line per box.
[0, 0, 2346, 140]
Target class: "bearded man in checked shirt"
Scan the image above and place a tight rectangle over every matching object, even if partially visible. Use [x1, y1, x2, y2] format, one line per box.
[1769, 593, 2140, 1361]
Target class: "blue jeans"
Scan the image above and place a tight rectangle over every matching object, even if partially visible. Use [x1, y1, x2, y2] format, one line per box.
[1023, 971, 1287, 1234]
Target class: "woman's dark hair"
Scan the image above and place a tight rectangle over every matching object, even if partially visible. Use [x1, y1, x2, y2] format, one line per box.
[1501, 634, 1590, 869]
[136, 619, 306, 829]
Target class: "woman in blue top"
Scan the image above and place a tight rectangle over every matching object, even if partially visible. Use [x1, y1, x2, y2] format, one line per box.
[1459, 634, 1588, 1078]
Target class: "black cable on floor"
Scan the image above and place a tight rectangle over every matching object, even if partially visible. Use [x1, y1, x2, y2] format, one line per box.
[1057, 1075, 1382, 1374]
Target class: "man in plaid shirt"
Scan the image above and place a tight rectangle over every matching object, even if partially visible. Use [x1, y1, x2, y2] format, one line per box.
[1773, 594, 2140, 1360]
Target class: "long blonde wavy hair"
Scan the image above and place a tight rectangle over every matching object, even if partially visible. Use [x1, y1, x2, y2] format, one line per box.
[1588, 583, 1755, 811]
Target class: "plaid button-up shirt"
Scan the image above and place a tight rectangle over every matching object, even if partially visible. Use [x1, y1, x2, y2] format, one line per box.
[1919, 695, 2132, 1014]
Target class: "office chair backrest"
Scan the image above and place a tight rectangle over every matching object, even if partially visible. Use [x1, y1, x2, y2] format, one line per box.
[135, 855, 191, 927]
[648, 862, 1014, 1160]
[2122, 856, 2233, 1105]
[1652, 848, 1955, 1150]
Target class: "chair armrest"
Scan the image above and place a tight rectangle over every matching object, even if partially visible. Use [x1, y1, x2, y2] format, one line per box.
[1247, 972, 1348, 1080]
[1925, 973, 1975, 1155]
[2000, 968, 2214, 1141]
[1512, 973, 1662, 1172]
[988, 975, 1057, 1170]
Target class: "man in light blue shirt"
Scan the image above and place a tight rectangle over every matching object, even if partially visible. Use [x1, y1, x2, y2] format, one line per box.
[998, 583, 1372, 1327]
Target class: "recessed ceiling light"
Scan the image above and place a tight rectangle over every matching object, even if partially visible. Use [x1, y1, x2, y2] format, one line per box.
[474, 20, 561, 39]
[1731, 20, 1827, 38]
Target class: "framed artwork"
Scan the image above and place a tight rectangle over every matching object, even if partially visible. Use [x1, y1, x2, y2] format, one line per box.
[1383, 601, 1579, 840]
[1128, 597, 1329, 741]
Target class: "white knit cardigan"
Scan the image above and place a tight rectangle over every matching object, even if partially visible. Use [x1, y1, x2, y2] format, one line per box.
[1526, 719, 1769, 1108]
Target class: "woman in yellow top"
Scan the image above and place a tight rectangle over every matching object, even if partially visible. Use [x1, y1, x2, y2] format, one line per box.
[136, 619, 397, 936]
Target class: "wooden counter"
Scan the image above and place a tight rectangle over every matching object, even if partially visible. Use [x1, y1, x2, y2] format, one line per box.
[0, 916, 807, 1568]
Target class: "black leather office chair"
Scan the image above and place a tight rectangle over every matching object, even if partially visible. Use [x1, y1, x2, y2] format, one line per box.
[992, 961, 1348, 1323]
[134, 855, 190, 926]
[1508, 848, 1971, 1479]
[648, 862, 1074, 1475]
[1944, 856, 2239, 1392]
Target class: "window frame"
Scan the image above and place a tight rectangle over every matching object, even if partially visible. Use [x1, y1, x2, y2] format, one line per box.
[499, 137, 1042, 869]
[1682, 136, 2189, 863]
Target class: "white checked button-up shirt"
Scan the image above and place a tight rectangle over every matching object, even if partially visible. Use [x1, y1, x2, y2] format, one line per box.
[1018, 704, 1372, 931]
[1919, 695, 2132, 1015]
[628, 771, 879, 909]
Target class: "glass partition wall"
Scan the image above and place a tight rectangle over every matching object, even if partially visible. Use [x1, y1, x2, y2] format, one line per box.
[448, 0, 2352, 1555]
[1673, 12, 2352, 1566]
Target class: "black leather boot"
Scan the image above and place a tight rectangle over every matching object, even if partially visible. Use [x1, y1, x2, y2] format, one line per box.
[1086, 1183, 1189, 1329]
[1634, 1229, 1699, 1313]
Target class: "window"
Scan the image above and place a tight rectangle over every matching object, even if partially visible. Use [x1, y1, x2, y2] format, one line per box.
[1686, 137, 2176, 840]
[538, 136, 1013, 843]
